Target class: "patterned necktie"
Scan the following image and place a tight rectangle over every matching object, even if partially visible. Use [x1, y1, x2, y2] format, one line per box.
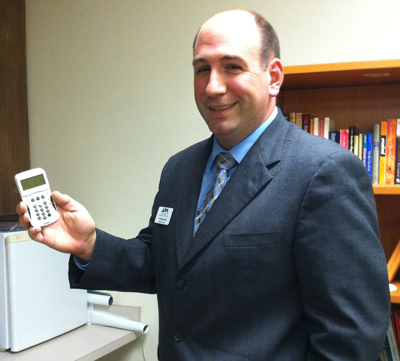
[194, 151, 237, 234]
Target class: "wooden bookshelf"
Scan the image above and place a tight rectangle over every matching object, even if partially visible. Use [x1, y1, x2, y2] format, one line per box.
[280, 60, 400, 303]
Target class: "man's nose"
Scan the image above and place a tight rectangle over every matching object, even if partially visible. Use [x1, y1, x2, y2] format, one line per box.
[205, 71, 226, 97]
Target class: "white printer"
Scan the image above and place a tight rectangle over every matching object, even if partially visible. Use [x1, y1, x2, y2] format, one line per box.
[0, 230, 88, 352]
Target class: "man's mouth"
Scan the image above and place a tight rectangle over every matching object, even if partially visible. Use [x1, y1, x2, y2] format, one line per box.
[209, 103, 237, 111]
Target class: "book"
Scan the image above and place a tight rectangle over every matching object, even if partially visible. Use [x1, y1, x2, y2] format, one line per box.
[313, 117, 319, 136]
[395, 119, 400, 184]
[323, 117, 335, 139]
[366, 133, 373, 178]
[295, 113, 303, 128]
[289, 113, 296, 123]
[387, 239, 400, 282]
[372, 123, 381, 185]
[302, 114, 312, 133]
[309, 116, 314, 135]
[329, 131, 340, 143]
[349, 126, 359, 153]
[340, 129, 349, 149]
[358, 133, 363, 160]
[388, 318, 400, 361]
[386, 119, 397, 185]
[354, 135, 359, 158]
[318, 117, 325, 137]
[380, 121, 388, 185]
[391, 310, 400, 354]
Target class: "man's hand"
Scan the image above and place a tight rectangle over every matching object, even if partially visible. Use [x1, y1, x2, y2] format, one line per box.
[16, 191, 96, 262]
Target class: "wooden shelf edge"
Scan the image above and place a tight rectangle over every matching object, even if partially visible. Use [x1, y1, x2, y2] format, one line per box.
[373, 185, 400, 195]
[391, 281, 400, 303]
[281, 59, 400, 90]
[284, 60, 400, 75]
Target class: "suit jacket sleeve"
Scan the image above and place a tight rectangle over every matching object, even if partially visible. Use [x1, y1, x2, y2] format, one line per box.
[294, 149, 390, 360]
[68, 227, 156, 294]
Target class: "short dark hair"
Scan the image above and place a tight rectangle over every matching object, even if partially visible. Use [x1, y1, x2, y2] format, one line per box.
[192, 10, 280, 69]
[250, 10, 280, 67]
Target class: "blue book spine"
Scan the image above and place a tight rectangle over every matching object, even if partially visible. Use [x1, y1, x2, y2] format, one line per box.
[366, 133, 373, 178]
[363, 134, 368, 168]
[329, 131, 340, 143]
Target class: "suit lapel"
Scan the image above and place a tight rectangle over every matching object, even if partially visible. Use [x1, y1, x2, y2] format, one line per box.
[174, 137, 213, 266]
[179, 111, 289, 269]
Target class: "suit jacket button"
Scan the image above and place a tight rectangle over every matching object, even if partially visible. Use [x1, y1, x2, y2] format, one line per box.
[176, 279, 185, 288]
[174, 332, 183, 342]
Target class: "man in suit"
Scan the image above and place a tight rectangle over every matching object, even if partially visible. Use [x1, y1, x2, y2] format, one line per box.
[17, 9, 390, 361]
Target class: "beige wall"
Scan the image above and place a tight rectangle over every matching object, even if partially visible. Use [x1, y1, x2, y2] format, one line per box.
[25, 1, 400, 360]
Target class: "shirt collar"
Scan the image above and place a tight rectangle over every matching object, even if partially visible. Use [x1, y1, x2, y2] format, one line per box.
[208, 106, 278, 169]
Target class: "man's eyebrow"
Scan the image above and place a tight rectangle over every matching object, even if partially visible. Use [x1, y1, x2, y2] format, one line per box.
[192, 55, 246, 67]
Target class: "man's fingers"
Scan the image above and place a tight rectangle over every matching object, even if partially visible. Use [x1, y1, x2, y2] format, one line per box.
[28, 227, 43, 243]
[52, 191, 79, 212]
[16, 202, 26, 216]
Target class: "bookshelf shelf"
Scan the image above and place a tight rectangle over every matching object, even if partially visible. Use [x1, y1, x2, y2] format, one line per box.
[390, 282, 400, 303]
[282, 60, 400, 90]
[373, 185, 400, 195]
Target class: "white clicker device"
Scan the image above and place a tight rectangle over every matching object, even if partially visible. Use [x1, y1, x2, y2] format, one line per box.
[14, 168, 59, 228]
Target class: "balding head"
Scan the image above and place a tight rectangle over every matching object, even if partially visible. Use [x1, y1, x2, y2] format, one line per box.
[193, 9, 280, 69]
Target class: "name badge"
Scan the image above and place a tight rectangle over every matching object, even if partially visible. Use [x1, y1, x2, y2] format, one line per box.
[155, 207, 174, 225]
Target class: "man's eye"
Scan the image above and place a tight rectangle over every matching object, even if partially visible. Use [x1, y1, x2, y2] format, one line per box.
[227, 65, 242, 71]
[196, 67, 210, 74]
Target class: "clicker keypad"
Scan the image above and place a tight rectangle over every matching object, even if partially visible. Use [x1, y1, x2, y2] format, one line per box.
[26, 192, 58, 226]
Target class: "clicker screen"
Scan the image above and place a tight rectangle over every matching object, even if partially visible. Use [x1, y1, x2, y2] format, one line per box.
[20, 174, 46, 190]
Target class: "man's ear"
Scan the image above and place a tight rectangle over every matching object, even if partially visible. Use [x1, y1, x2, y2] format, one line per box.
[268, 58, 284, 97]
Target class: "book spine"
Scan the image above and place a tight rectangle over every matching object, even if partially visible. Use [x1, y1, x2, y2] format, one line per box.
[319, 117, 324, 137]
[373, 123, 381, 185]
[386, 119, 397, 185]
[313, 117, 319, 136]
[329, 131, 340, 143]
[363, 134, 368, 168]
[366, 133, 373, 178]
[349, 126, 355, 152]
[380, 121, 388, 185]
[295, 113, 302, 128]
[354, 135, 359, 156]
[302, 114, 310, 133]
[395, 119, 400, 184]
[340, 129, 349, 149]
[358, 133, 363, 160]
[388, 318, 400, 361]
[324, 117, 335, 139]
[289, 113, 296, 123]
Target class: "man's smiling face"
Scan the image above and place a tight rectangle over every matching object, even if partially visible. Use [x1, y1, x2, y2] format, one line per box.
[193, 11, 274, 150]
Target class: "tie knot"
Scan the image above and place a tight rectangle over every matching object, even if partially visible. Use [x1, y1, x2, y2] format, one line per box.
[216, 152, 237, 171]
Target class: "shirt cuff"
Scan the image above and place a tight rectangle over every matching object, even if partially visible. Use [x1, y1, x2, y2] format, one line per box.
[73, 254, 89, 271]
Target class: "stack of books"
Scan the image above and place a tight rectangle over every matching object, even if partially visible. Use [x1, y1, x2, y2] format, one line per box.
[284, 113, 336, 139]
[284, 113, 400, 185]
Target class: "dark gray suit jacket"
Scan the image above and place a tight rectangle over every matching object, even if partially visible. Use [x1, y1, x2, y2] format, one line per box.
[70, 110, 390, 361]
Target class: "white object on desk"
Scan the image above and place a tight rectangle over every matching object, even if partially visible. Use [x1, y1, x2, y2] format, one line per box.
[0, 231, 87, 352]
